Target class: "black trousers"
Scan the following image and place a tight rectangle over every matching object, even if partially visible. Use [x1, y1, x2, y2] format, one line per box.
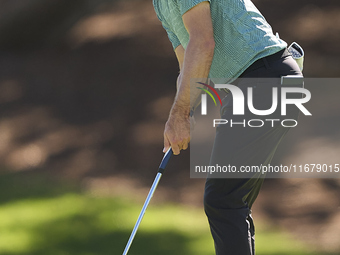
[204, 50, 302, 255]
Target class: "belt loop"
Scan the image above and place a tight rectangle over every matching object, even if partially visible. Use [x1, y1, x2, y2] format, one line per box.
[263, 58, 270, 69]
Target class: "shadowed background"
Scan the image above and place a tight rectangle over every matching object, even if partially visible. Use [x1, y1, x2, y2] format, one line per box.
[0, 0, 339, 254]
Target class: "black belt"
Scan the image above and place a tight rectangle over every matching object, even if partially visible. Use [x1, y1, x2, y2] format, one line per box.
[239, 48, 291, 77]
[221, 48, 291, 94]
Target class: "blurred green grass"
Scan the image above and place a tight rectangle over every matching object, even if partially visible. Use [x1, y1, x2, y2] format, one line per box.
[0, 172, 334, 255]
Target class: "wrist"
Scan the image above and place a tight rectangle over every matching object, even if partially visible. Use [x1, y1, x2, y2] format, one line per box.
[170, 103, 190, 119]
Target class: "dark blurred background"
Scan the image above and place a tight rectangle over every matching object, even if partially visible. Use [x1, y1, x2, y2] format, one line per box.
[0, 0, 339, 253]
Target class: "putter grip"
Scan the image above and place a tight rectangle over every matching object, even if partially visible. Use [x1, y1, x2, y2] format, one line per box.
[158, 148, 173, 173]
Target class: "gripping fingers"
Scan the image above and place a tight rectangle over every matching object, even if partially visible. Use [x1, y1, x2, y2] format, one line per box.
[170, 138, 189, 155]
[164, 135, 183, 155]
[163, 117, 190, 155]
[182, 139, 189, 150]
[171, 144, 181, 155]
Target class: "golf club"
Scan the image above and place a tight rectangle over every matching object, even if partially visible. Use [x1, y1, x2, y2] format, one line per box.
[122, 147, 173, 255]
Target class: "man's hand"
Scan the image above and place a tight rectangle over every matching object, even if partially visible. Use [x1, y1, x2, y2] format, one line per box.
[163, 111, 190, 155]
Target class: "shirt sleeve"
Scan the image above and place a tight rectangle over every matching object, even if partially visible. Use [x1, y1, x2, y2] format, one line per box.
[179, 0, 211, 16]
[153, 0, 181, 50]
[162, 22, 181, 50]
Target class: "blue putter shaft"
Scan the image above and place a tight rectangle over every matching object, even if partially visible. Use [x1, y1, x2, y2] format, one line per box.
[122, 148, 173, 255]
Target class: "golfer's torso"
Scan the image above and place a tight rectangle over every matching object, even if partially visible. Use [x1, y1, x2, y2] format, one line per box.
[153, 0, 287, 83]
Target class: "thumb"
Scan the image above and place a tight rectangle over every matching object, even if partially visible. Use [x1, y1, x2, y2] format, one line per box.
[163, 135, 170, 153]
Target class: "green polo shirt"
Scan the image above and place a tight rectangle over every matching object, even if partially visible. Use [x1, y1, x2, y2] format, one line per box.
[153, 0, 287, 82]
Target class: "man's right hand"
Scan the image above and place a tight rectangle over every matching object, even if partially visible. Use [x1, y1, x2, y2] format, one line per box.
[163, 111, 190, 155]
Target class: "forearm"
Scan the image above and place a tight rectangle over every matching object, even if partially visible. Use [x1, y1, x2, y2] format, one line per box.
[171, 38, 215, 118]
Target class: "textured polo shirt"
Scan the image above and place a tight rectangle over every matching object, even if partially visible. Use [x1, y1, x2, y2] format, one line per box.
[153, 0, 287, 82]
